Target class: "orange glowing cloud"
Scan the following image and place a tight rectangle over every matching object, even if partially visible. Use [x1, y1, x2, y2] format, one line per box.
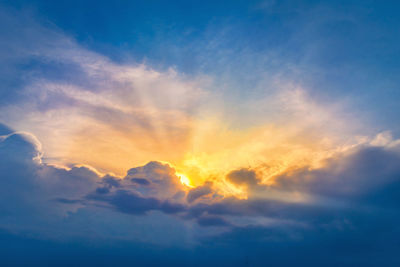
[0, 30, 375, 200]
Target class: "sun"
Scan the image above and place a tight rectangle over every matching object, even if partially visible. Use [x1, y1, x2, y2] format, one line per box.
[176, 172, 194, 188]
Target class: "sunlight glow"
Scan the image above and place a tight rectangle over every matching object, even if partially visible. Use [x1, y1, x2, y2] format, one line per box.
[176, 172, 194, 188]
[13, 48, 360, 201]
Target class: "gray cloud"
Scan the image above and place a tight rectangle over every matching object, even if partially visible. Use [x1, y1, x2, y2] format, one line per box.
[187, 182, 213, 203]
[272, 145, 400, 206]
[226, 168, 259, 187]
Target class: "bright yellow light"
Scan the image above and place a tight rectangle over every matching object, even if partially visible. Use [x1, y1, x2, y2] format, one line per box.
[176, 172, 194, 188]
[38, 94, 352, 200]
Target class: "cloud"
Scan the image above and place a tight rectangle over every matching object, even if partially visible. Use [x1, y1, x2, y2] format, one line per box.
[0, 126, 190, 222]
[86, 161, 188, 215]
[226, 168, 259, 187]
[89, 189, 184, 216]
[125, 161, 186, 200]
[1, 123, 400, 265]
[1, 2, 400, 265]
[0, 5, 377, 187]
[0, 8, 399, 263]
[187, 182, 213, 203]
[2, 122, 400, 225]
[0, 126, 198, 245]
[131, 178, 151, 185]
[0, 7, 209, 176]
[272, 145, 400, 206]
[0, 129, 99, 234]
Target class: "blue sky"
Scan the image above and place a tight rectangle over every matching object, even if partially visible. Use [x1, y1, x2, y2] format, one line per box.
[4, 0, 400, 133]
[1, 1, 400, 266]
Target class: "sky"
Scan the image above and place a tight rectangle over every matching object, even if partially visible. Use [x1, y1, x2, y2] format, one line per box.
[0, 0, 400, 266]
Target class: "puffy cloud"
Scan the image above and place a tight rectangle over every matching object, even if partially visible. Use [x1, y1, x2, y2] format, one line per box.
[0, 129, 99, 235]
[0, 126, 199, 245]
[0, 126, 190, 222]
[87, 161, 188, 215]
[125, 161, 185, 199]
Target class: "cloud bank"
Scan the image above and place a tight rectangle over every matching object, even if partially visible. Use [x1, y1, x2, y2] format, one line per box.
[1, 125, 400, 265]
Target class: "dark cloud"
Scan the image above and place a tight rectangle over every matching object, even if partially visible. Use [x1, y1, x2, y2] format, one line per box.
[95, 186, 110, 194]
[102, 175, 121, 187]
[226, 168, 259, 186]
[106, 190, 161, 215]
[88, 189, 186, 215]
[187, 182, 212, 203]
[131, 177, 151, 186]
[273, 146, 400, 205]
